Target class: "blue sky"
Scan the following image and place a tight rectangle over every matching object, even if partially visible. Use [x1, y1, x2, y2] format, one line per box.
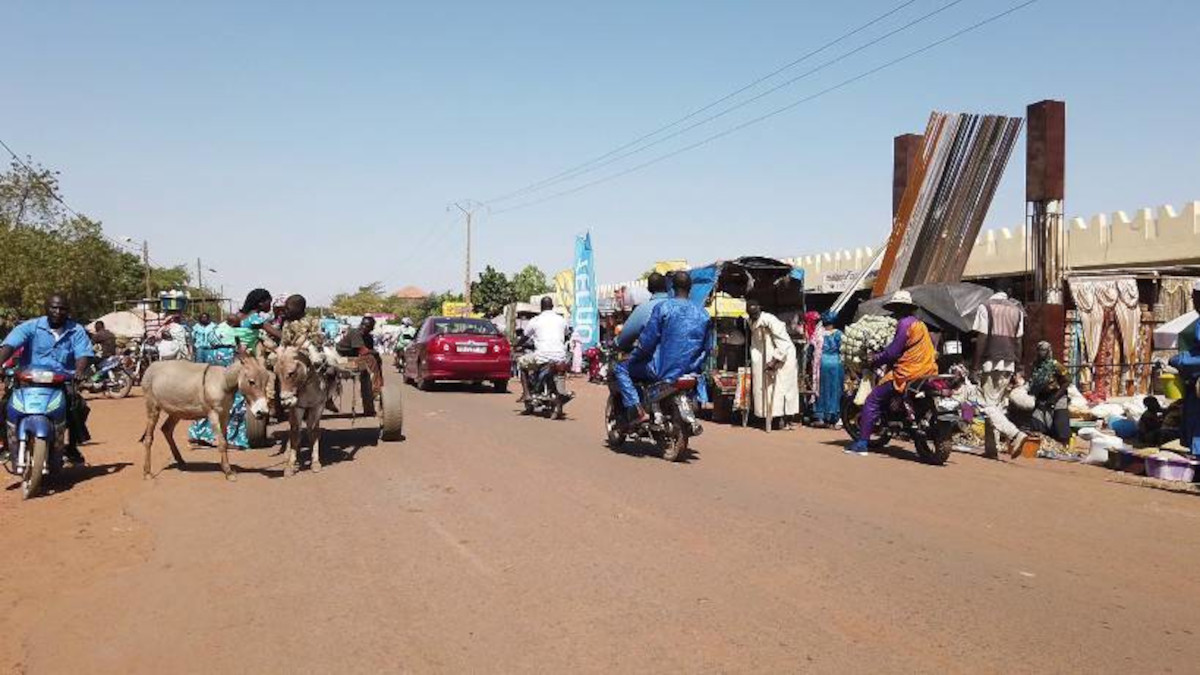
[5, 0, 1197, 303]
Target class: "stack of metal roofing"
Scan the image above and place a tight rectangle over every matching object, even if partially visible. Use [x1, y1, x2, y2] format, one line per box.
[874, 111, 1024, 296]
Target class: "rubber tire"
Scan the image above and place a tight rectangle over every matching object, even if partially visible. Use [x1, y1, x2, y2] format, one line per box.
[380, 381, 405, 441]
[660, 415, 689, 462]
[840, 396, 890, 449]
[106, 370, 134, 399]
[915, 434, 953, 466]
[604, 395, 626, 448]
[22, 436, 48, 500]
[492, 380, 509, 393]
[246, 414, 270, 449]
[416, 362, 433, 391]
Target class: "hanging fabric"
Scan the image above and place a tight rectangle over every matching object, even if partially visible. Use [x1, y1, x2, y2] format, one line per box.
[1114, 278, 1141, 386]
[1069, 280, 1105, 366]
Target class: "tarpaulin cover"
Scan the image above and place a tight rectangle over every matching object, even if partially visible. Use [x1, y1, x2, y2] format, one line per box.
[674, 258, 801, 309]
[855, 282, 995, 333]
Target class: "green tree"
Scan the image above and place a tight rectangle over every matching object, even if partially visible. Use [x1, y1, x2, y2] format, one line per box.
[511, 264, 551, 303]
[0, 158, 194, 322]
[330, 282, 389, 316]
[469, 265, 514, 318]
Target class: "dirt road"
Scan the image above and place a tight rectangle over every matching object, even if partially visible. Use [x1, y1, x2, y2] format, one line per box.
[3, 375, 1199, 673]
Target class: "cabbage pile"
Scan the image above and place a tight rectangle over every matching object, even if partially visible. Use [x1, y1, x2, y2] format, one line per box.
[840, 315, 898, 377]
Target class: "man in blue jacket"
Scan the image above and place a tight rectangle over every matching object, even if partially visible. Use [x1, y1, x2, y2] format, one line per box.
[0, 294, 95, 464]
[614, 271, 710, 423]
[615, 272, 668, 353]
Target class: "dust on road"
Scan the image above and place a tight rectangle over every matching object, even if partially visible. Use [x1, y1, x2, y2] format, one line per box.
[3, 376, 1199, 673]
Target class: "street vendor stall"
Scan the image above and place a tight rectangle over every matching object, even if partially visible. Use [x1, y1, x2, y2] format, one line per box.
[678, 257, 805, 426]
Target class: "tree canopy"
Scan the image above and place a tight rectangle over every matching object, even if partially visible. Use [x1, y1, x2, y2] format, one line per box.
[0, 158, 198, 325]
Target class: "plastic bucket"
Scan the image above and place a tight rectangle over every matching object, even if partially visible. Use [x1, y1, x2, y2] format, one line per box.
[1161, 373, 1184, 400]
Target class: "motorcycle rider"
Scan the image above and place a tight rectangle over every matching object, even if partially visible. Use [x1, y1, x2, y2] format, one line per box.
[90, 320, 118, 360]
[614, 270, 709, 424]
[615, 272, 668, 352]
[847, 290, 938, 456]
[394, 317, 417, 366]
[516, 297, 569, 403]
[0, 294, 95, 465]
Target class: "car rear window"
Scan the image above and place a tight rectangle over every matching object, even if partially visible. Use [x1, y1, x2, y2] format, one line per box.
[433, 319, 500, 336]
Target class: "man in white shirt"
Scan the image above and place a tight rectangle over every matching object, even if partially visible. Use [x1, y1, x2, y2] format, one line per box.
[971, 291, 1026, 458]
[516, 297, 568, 401]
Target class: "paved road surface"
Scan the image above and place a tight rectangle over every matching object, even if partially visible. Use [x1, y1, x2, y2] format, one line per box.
[3, 374, 1200, 673]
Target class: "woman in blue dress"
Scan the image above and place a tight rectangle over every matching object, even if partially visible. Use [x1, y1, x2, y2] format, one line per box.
[188, 289, 273, 449]
[813, 313, 845, 428]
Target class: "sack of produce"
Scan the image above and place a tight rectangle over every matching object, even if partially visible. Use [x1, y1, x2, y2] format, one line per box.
[840, 315, 898, 379]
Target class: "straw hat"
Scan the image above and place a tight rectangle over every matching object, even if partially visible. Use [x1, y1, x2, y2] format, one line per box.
[884, 289, 918, 311]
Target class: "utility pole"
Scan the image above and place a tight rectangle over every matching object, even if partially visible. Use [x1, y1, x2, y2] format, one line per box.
[450, 201, 484, 308]
[143, 240, 152, 303]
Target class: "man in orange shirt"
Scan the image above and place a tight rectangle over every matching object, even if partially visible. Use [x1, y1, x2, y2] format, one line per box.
[848, 290, 938, 456]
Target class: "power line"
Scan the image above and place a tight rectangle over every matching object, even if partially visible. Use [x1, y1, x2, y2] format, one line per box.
[490, 0, 969, 204]
[484, 0, 926, 205]
[493, 0, 1039, 216]
[2, 137, 176, 270]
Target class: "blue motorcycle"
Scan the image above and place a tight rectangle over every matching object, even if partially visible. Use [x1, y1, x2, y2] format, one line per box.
[4, 366, 72, 499]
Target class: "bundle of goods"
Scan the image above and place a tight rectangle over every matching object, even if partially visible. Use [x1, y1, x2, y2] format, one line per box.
[840, 315, 898, 404]
[839, 315, 898, 378]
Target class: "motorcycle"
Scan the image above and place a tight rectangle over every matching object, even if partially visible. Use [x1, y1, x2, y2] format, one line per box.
[128, 338, 158, 385]
[3, 366, 73, 499]
[584, 345, 610, 384]
[603, 354, 703, 462]
[522, 359, 573, 419]
[78, 355, 134, 399]
[840, 371, 964, 465]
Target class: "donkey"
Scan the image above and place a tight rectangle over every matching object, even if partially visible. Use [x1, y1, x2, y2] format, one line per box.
[275, 345, 332, 476]
[140, 347, 271, 481]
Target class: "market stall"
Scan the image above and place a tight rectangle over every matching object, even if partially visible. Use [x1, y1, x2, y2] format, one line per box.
[679, 257, 805, 426]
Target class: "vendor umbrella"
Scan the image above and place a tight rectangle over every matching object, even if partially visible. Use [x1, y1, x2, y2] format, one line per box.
[855, 282, 995, 333]
[1154, 310, 1198, 351]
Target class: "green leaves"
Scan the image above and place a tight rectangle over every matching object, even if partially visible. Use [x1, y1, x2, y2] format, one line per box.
[0, 160, 190, 321]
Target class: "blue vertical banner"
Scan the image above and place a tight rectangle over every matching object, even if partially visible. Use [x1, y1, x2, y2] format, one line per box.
[572, 233, 599, 349]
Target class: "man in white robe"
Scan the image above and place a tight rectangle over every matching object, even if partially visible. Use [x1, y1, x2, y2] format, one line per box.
[747, 301, 800, 429]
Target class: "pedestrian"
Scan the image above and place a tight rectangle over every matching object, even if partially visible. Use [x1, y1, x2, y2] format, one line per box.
[191, 312, 217, 364]
[812, 313, 844, 428]
[747, 300, 800, 430]
[1028, 341, 1070, 444]
[971, 290, 1026, 458]
[1169, 281, 1200, 456]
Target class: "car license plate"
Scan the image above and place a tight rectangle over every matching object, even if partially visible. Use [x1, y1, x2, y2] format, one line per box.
[458, 343, 486, 354]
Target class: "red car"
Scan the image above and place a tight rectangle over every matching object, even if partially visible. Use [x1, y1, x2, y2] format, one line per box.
[403, 317, 512, 391]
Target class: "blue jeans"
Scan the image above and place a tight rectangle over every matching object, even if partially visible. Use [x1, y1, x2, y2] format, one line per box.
[614, 357, 656, 409]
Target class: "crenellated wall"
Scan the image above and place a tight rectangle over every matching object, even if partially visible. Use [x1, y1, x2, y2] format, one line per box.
[795, 200, 1200, 291]
[597, 201, 1200, 297]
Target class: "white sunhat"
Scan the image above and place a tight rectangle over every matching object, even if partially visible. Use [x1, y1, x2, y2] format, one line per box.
[884, 289, 918, 310]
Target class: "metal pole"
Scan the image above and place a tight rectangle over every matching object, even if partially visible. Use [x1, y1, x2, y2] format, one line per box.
[465, 209, 472, 306]
[143, 241, 151, 301]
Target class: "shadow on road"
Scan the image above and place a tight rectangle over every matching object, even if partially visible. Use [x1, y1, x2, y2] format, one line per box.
[821, 438, 949, 466]
[5, 461, 132, 495]
[606, 440, 700, 464]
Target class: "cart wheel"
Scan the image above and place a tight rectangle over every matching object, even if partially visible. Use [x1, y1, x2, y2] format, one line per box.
[379, 381, 405, 441]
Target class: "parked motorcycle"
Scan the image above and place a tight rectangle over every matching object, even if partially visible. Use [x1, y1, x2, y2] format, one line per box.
[128, 338, 158, 386]
[3, 366, 73, 499]
[840, 372, 964, 465]
[603, 354, 703, 462]
[522, 360, 573, 419]
[79, 355, 134, 399]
